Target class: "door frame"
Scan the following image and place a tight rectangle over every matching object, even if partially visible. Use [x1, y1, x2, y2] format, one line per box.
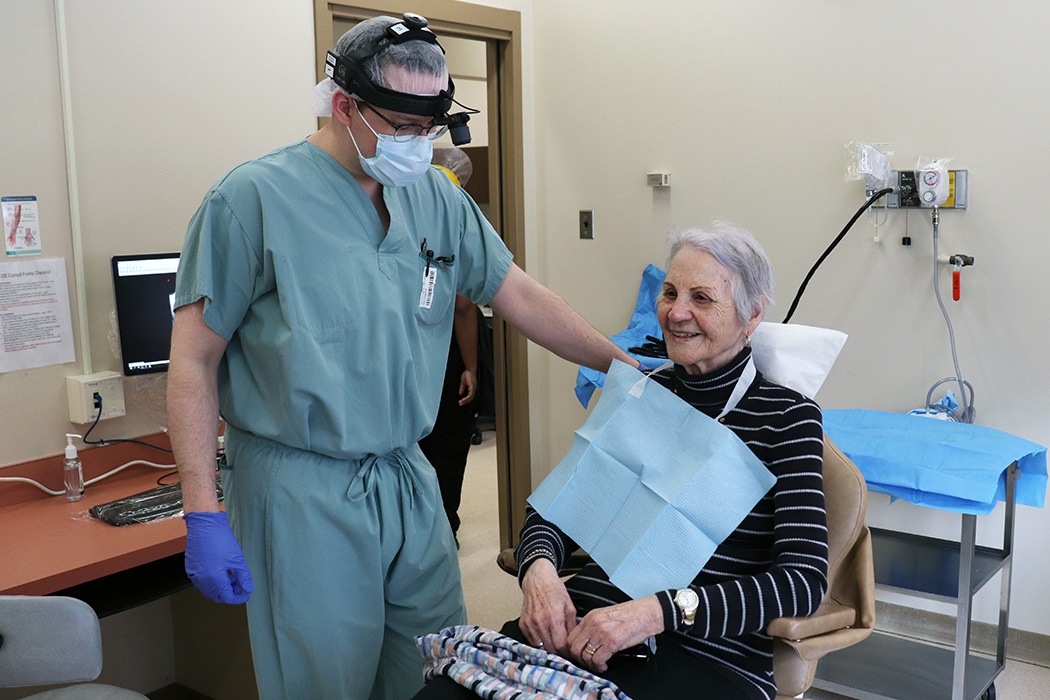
[314, 0, 530, 548]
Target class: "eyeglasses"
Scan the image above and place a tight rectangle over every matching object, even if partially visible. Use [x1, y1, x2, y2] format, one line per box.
[359, 102, 449, 142]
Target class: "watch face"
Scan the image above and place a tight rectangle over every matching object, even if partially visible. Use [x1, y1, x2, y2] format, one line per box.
[676, 588, 699, 609]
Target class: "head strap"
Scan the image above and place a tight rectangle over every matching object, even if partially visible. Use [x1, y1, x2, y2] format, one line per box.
[349, 12, 443, 60]
[325, 12, 454, 118]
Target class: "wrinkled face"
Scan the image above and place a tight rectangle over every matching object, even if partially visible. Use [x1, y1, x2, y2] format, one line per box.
[657, 247, 753, 375]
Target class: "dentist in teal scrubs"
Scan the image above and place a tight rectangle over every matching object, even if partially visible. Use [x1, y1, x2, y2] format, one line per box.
[167, 13, 635, 700]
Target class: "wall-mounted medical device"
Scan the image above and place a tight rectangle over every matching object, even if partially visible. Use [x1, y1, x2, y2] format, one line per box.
[880, 169, 968, 209]
[836, 143, 977, 420]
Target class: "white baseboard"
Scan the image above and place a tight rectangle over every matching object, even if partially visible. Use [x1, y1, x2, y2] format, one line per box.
[875, 601, 1050, 667]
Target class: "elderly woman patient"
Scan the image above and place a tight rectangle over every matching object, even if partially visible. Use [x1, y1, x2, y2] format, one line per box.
[417, 222, 828, 700]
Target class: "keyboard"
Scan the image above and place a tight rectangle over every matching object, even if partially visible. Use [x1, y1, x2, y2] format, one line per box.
[89, 479, 224, 526]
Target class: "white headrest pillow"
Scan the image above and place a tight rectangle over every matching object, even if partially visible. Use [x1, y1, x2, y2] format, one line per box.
[749, 322, 847, 399]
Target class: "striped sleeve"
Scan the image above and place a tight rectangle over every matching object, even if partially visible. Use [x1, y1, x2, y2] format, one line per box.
[657, 396, 828, 638]
[513, 506, 580, 586]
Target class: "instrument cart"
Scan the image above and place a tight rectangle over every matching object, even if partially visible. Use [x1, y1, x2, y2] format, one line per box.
[812, 463, 1017, 700]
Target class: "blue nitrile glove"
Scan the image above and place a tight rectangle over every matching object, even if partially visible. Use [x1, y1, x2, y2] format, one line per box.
[184, 511, 254, 604]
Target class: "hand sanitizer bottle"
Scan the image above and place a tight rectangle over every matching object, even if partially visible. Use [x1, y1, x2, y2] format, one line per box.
[63, 434, 84, 502]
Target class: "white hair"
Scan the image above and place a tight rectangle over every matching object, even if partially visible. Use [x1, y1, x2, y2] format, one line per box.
[666, 221, 774, 323]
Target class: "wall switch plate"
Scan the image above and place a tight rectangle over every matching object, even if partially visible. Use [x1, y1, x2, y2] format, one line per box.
[646, 172, 671, 187]
[579, 210, 594, 239]
[67, 371, 126, 424]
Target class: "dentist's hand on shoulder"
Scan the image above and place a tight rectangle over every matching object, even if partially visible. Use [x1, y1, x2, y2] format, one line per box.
[184, 511, 254, 604]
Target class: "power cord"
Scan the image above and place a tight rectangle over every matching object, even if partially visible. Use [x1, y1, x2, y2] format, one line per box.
[0, 391, 176, 496]
[0, 459, 175, 497]
[82, 392, 172, 453]
[782, 186, 898, 323]
[84, 459, 175, 486]
[0, 477, 64, 496]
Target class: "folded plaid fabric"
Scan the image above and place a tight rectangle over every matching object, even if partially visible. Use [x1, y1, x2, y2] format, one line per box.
[416, 625, 632, 700]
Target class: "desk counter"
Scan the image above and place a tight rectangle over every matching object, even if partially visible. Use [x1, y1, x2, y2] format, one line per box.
[1, 438, 186, 596]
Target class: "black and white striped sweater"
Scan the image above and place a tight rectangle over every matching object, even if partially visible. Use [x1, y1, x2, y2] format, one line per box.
[515, 348, 828, 700]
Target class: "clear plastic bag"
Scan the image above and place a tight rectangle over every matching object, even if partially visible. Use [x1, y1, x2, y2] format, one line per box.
[87, 477, 224, 526]
[844, 141, 890, 190]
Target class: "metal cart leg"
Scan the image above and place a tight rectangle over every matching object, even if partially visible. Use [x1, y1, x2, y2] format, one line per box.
[952, 513, 977, 700]
[997, 464, 1017, 667]
[953, 463, 1016, 700]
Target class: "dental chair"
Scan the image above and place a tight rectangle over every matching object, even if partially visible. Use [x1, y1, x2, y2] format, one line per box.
[0, 595, 149, 699]
[496, 434, 875, 700]
[766, 434, 874, 699]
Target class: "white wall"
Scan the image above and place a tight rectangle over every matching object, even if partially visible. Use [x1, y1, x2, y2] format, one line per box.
[0, 1, 313, 692]
[0, 0, 81, 466]
[4, 0, 1048, 645]
[0, 0, 316, 465]
[521, 2, 1050, 634]
[436, 35, 490, 149]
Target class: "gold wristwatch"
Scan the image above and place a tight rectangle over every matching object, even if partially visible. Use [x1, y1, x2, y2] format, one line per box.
[674, 588, 699, 628]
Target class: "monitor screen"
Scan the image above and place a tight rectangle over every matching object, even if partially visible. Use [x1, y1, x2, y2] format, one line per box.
[111, 252, 180, 375]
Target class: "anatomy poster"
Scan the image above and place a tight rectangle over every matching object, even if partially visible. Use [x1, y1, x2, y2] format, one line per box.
[3, 196, 42, 256]
[0, 258, 75, 373]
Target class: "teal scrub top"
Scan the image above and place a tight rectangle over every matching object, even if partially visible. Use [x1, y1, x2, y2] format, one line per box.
[174, 140, 513, 460]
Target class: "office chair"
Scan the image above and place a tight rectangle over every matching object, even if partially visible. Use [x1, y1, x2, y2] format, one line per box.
[0, 595, 149, 699]
[495, 434, 875, 700]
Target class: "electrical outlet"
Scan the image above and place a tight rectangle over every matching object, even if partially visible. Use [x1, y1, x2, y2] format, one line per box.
[66, 371, 126, 424]
[579, 210, 594, 239]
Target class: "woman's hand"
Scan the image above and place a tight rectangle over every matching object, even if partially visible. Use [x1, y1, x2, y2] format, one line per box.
[520, 559, 577, 656]
[566, 596, 664, 674]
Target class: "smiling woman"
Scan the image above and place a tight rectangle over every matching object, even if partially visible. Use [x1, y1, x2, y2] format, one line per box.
[415, 222, 826, 700]
[658, 221, 773, 375]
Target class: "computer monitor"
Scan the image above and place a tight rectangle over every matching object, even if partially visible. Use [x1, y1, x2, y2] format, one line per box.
[111, 252, 180, 375]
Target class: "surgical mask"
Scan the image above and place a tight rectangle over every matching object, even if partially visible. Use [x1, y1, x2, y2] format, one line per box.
[346, 106, 433, 188]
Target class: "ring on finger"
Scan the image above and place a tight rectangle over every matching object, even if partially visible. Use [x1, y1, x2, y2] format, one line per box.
[584, 641, 599, 656]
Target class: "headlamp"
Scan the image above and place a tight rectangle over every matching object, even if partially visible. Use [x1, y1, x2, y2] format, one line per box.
[325, 12, 479, 145]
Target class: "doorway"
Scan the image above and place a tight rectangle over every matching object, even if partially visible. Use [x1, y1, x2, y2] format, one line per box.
[314, 0, 530, 549]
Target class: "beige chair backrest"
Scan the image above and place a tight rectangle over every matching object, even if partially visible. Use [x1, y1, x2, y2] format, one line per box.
[770, 434, 875, 699]
[822, 435, 870, 598]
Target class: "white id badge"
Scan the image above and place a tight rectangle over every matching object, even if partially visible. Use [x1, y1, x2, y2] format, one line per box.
[419, 266, 438, 309]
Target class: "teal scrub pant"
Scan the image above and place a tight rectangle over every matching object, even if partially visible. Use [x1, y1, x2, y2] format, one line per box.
[223, 426, 467, 700]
